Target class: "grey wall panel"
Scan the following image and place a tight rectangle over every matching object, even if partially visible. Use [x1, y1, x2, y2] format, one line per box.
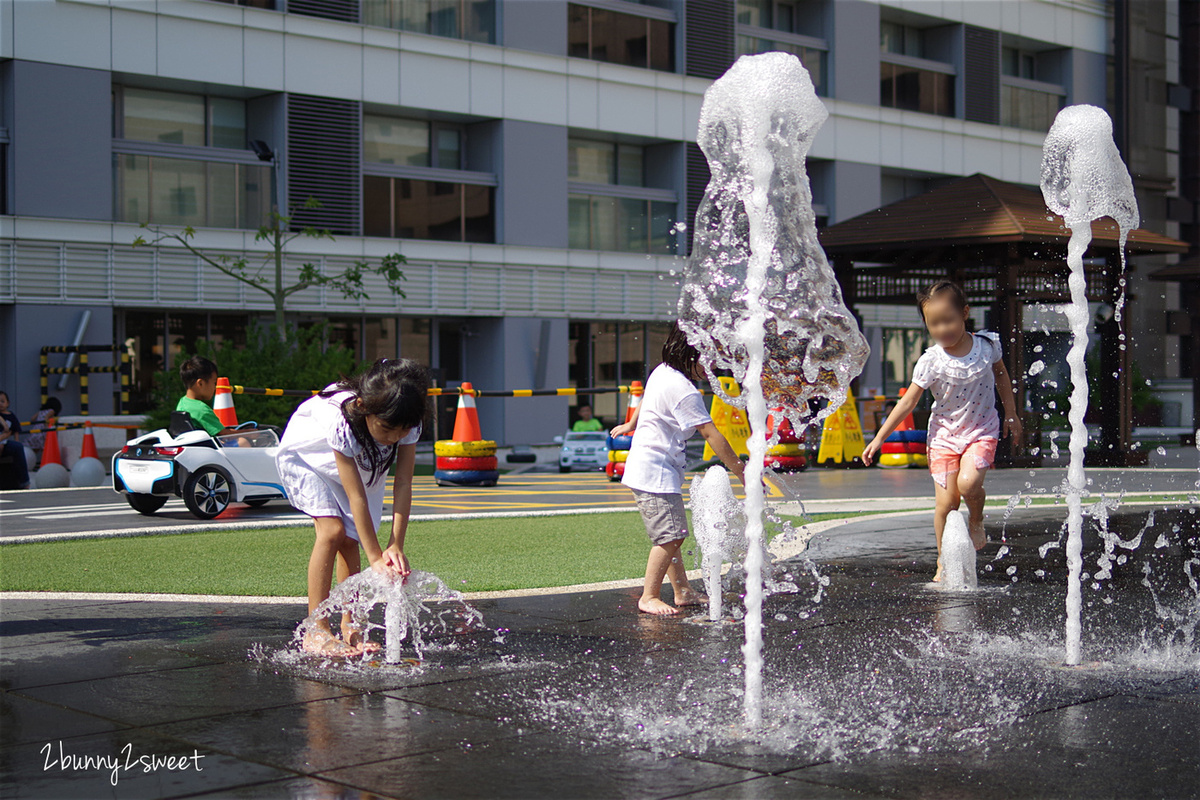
[501, 316, 568, 444]
[830, 0, 879, 106]
[501, 0, 567, 56]
[8, 303, 115, 418]
[830, 160, 881, 224]
[10, 61, 111, 221]
[1066, 49, 1108, 108]
[499, 120, 567, 248]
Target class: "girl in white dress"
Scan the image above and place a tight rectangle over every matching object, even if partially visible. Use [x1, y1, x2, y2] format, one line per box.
[277, 358, 428, 656]
[862, 281, 1023, 582]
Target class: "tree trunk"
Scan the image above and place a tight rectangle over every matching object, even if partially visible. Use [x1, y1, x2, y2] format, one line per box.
[273, 224, 287, 341]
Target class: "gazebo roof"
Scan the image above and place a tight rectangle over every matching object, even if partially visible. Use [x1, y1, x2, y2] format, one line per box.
[1149, 251, 1200, 282]
[819, 173, 1189, 256]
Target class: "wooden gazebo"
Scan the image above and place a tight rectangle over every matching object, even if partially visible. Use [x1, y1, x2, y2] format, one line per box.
[819, 173, 1189, 466]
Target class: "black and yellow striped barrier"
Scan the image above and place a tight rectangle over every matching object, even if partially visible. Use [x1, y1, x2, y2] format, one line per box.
[40, 346, 131, 416]
[231, 384, 645, 398]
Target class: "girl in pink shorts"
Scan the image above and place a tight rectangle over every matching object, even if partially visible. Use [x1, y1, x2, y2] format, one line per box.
[863, 280, 1023, 582]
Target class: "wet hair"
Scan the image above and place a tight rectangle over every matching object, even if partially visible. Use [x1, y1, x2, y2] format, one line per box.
[41, 397, 63, 415]
[320, 358, 430, 484]
[180, 356, 218, 389]
[917, 280, 969, 321]
[661, 321, 702, 378]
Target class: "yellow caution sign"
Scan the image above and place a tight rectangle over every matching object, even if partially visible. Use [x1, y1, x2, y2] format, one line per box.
[703, 377, 751, 460]
[816, 389, 865, 466]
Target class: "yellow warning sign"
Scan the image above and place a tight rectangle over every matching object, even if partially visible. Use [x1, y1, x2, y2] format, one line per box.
[703, 377, 751, 460]
[816, 389, 865, 466]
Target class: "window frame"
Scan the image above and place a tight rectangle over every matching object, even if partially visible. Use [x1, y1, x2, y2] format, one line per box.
[360, 0, 496, 43]
[362, 114, 467, 171]
[567, 1, 676, 72]
[733, 24, 828, 94]
[114, 85, 249, 151]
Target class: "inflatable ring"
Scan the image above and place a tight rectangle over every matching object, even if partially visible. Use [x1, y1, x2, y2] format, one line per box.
[434, 440, 497, 458]
[607, 434, 633, 450]
[436, 455, 498, 471]
[911, 454, 929, 467]
[766, 442, 806, 457]
[608, 449, 629, 463]
[765, 455, 807, 472]
[605, 461, 625, 481]
[886, 430, 926, 444]
[880, 441, 909, 455]
[877, 452, 912, 469]
[434, 469, 500, 486]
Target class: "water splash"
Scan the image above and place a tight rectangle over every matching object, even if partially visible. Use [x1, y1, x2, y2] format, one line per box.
[678, 52, 868, 725]
[690, 466, 746, 621]
[293, 569, 483, 661]
[1040, 104, 1139, 666]
[939, 510, 978, 591]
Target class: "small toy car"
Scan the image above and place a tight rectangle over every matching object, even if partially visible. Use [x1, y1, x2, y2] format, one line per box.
[556, 431, 609, 473]
[112, 412, 287, 519]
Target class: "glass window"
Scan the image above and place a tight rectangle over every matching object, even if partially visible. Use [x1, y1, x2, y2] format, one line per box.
[590, 195, 618, 251]
[737, 0, 771, 28]
[1000, 84, 1063, 131]
[364, 116, 430, 166]
[361, 0, 495, 42]
[399, 317, 431, 364]
[880, 21, 923, 57]
[569, 139, 616, 184]
[617, 144, 644, 187]
[880, 62, 954, 117]
[123, 88, 206, 146]
[735, 36, 826, 95]
[567, 193, 677, 254]
[363, 176, 494, 243]
[435, 127, 462, 169]
[114, 154, 270, 229]
[209, 97, 246, 149]
[566, 4, 673, 71]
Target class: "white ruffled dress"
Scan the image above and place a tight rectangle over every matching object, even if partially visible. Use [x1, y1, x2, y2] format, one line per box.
[276, 388, 421, 541]
[911, 331, 1003, 454]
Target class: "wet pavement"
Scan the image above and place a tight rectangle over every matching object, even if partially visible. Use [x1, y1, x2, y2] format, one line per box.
[2, 505, 1198, 799]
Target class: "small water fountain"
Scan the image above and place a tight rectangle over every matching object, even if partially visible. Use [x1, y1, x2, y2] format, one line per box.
[1039, 104, 1139, 666]
[677, 51, 869, 723]
[939, 510, 979, 591]
[689, 465, 746, 622]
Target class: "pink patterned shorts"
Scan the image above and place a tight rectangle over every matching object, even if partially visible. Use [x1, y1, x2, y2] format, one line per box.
[928, 438, 998, 489]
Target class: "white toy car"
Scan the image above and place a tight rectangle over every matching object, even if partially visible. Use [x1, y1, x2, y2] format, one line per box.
[112, 412, 287, 520]
[557, 431, 609, 473]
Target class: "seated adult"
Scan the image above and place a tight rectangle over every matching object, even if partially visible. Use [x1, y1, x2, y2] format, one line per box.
[0, 390, 31, 490]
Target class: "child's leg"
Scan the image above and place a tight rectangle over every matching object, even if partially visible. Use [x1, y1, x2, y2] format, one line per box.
[333, 536, 378, 652]
[641, 539, 684, 615]
[665, 546, 705, 606]
[932, 476, 962, 582]
[304, 517, 360, 655]
[957, 463, 989, 549]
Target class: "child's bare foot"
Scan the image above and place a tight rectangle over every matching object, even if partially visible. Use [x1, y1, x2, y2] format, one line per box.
[345, 630, 381, 654]
[638, 597, 680, 616]
[674, 589, 708, 607]
[932, 561, 944, 583]
[303, 629, 361, 658]
[968, 519, 986, 550]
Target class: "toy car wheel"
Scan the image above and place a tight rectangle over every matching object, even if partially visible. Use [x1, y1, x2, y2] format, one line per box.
[559, 465, 570, 473]
[183, 467, 231, 520]
[125, 493, 168, 515]
[244, 498, 271, 508]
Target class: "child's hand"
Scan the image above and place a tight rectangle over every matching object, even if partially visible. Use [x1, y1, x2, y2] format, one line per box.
[1004, 414, 1024, 444]
[377, 545, 411, 578]
[610, 421, 634, 438]
[861, 439, 880, 466]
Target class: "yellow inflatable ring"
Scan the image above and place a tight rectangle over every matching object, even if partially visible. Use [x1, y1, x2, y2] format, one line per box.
[608, 449, 629, 463]
[877, 452, 912, 469]
[766, 442, 806, 457]
[434, 440, 497, 458]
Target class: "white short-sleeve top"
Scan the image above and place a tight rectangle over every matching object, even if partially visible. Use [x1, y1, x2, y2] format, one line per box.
[276, 387, 421, 539]
[622, 363, 712, 495]
[911, 331, 1003, 454]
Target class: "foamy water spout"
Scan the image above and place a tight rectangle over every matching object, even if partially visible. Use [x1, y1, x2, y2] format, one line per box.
[679, 52, 869, 724]
[1040, 104, 1139, 666]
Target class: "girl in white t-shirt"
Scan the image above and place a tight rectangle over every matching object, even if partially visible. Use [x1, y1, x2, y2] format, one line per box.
[277, 359, 428, 656]
[612, 323, 746, 616]
[862, 281, 1023, 582]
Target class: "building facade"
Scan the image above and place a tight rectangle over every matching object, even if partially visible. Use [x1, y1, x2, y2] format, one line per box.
[0, 0, 1187, 442]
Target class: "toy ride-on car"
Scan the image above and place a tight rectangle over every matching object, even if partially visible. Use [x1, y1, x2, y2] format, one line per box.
[556, 431, 610, 473]
[112, 412, 287, 520]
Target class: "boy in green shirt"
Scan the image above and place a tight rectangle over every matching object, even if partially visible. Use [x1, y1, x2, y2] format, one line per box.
[176, 356, 238, 436]
[571, 404, 604, 433]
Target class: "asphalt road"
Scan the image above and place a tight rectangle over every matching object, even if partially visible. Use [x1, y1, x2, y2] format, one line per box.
[4, 444, 1199, 541]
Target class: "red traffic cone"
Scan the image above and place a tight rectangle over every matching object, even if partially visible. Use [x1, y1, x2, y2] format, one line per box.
[624, 380, 643, 424]
[451, 382, 483, 442]
[214, 377, 238, 428]
[41, 420, 63, 467]
[80, 422, 100, 460]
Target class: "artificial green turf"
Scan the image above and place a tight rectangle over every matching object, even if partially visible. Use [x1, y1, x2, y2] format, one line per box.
[0, 511, 859, 596]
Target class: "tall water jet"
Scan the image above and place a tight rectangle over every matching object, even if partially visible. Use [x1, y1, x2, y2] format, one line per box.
[1040, 105, 1139, 666]
[679, 52, 869, 723]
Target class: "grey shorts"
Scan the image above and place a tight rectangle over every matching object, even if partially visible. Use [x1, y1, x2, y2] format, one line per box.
[631, 489, 690, 546]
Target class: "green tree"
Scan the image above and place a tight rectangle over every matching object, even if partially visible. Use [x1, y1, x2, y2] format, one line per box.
[133, 200, 406, 340]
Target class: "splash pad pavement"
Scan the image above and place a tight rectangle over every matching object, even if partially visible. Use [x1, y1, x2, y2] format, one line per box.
[2, 500, 1196, 800]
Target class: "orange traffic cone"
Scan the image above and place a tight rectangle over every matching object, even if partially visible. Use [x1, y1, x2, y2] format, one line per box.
[41, 420, 63, 467]
[895, 386, 916, 432]
[214, 377, 238, 428]
[624, 380, 644, 424]
[451, 382, 483, 442]
[80, 422, 100, 460]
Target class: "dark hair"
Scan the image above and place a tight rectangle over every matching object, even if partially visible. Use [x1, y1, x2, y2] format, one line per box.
[0, 391, 7, 402]
[41, 397, 63, 415]
[320, 358, 430, 484]
[180, 356, 218, 389]
[917, 280, 969, 321]
[661, 321, 702, 378]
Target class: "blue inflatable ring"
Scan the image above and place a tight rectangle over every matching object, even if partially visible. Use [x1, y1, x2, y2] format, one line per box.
[607, 434, 633, 450]
[434, 469, 500, 487]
